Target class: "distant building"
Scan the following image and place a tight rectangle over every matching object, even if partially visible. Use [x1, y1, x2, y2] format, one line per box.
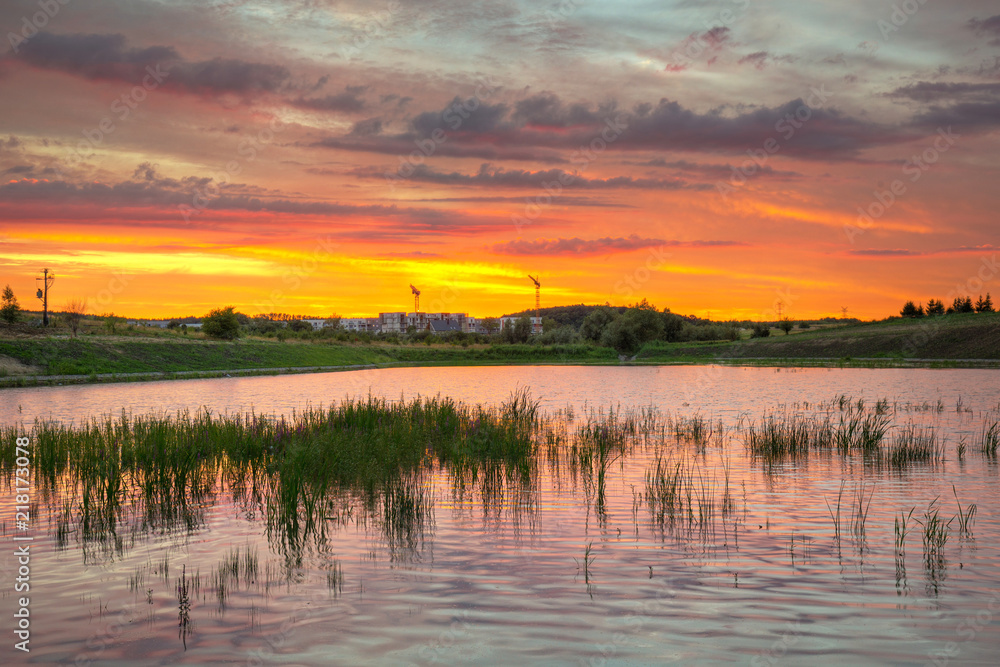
[341, 317, 380, 333]
[379, 312, 468, 334]
[429, 319, 463, 333]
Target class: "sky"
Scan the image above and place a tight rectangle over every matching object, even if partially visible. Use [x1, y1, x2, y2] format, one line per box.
[1, 0, 998, 320]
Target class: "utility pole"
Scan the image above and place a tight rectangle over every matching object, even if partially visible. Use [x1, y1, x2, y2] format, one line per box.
[841, 306, 848, 319]
[776, 301, 784, 320]
[36, 267, 54, 327]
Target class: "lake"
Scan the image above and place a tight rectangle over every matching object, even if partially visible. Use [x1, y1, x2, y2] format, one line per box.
[2, 365, 999, 665]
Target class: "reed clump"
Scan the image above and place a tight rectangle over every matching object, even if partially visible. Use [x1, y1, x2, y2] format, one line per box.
[884, 425, 941, 468]
[742, 413, 812, 461]
[979, 420, 1000, 457]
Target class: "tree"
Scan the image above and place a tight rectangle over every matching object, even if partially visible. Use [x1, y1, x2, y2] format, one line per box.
[778, 318, 794, 334]
[975, 293, 994, 313]
[750, 323, 771, 338]
[201, 306, 241, 339]
[900, 301, 924, 318]
[952, 296, 974, 314]
[0, 285, 20, 324]
[482, 317, 500, 336]
[500, 315, 532, 343]
[288, 319, 312, 333]
[660, 309, 684, 342]
[102, 312, 123, 334]
[64, 298, 86, 336]
[599, 301, 664, 356]
[580, 305, 618, 343]
[926, 299, 945, 316]
[323, 314, 342, 330]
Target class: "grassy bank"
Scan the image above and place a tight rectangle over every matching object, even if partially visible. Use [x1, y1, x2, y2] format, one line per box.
[1, 312, 998, 386]
[0, 336, 617, 381]
[638, 312, 1000, 363]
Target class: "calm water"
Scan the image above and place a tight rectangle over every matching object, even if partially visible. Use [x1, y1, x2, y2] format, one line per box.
[2, 366, 1000, 665]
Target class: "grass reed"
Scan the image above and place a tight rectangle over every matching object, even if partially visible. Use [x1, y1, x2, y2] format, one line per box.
[979, 420, 1000, 457]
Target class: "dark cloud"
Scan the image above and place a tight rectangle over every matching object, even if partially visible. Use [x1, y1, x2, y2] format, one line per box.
[736, 51, 796, 69]
[314, 135, 567, 163]
[4, 165, 34, 174]
[887, 82, 1000, 103]
[352, 163, 705, 190]
[848, 249, 920, 257]
[350, 118, 383, 136]
[738, 51, 769, 69]
[663, 26, 733, 71]
[886, 81, 1000, 130]
[968, 15, 1000, 44]
[318, 91, 913, 163]
[11, 32, 291, 96]
[408, 196, 633, 208]
[511, 92, 609, 127]
[847, 245, 1000, 258]
[913, 101, 1000, 130]
[294, 88, 367, 113]
[628, 158, 801, 180]
[492, 235, 744, 256]
[133, 162, 159, 181]
[411, 98, 510, 136]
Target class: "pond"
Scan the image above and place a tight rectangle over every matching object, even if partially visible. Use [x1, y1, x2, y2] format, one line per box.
[1, 366, 999, 665]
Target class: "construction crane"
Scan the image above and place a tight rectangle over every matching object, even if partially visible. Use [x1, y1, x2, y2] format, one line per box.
[410, 284, 420, 313]
[527, 275, 540, 322]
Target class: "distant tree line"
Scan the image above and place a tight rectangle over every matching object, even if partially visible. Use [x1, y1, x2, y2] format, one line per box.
[900, 294, 993, 318]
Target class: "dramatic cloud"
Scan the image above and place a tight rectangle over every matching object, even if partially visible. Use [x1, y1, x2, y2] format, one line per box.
[353, 163, 706, 190]
[967, 15, 1000, 44]
[321, 91, 915, 162]
[294, 87, 368, 113]
[493, 236, 744, 256]
[10, 32, 291, 96]
[887, 82, 1000, 103]
[1, 0, 997, 319]
[887, 81, 1000, 130]
[628, 158, 801, 180]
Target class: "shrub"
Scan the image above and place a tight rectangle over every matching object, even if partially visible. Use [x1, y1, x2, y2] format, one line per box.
[202, 306, 241, 340]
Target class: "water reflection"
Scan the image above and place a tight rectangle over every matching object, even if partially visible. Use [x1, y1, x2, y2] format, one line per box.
[4, 378, 1000, 664]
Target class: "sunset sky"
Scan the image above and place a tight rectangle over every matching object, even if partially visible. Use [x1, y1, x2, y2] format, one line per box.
[1, 0, 998, 320]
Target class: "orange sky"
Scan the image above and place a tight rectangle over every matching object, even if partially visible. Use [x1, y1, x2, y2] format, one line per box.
[1, 1, 998, 320]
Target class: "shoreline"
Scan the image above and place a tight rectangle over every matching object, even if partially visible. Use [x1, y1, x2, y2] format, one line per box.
[4, 355, 999, 389]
